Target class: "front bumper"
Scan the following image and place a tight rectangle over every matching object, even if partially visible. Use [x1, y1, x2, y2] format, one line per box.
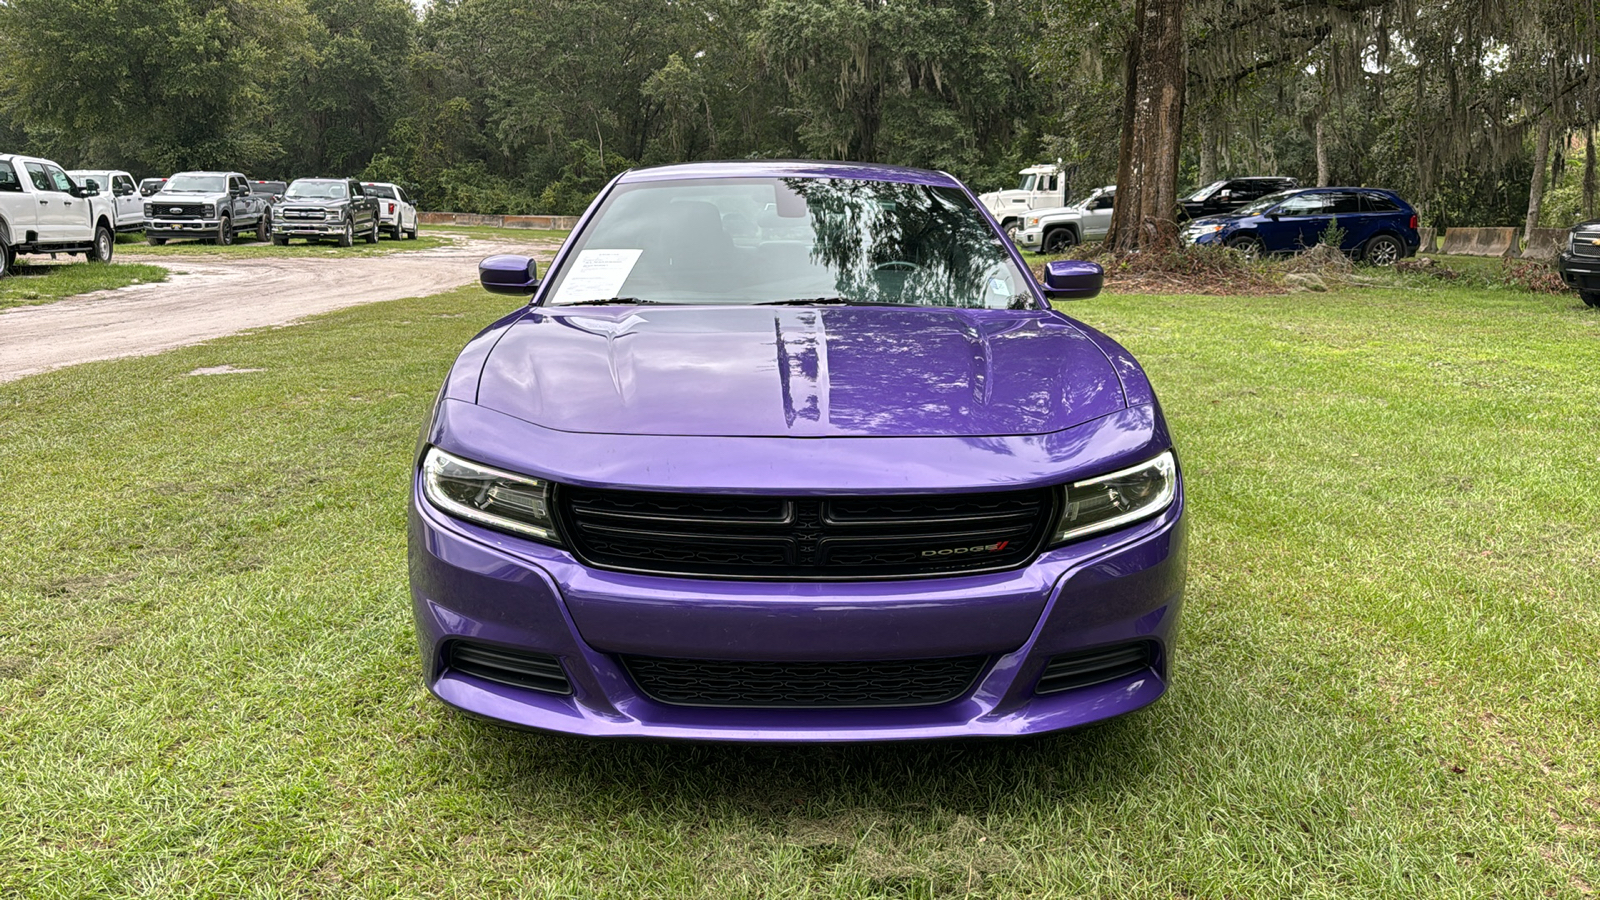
[408, 476, 1187, 741]
[146, 218, 222, 236]
[1557, 250, 1600, 291]
[1014, 227, 1043, 250]
[273, 219, 344, 236]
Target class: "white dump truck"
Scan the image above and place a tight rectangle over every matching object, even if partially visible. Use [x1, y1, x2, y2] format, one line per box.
[977, 162, 1069, 240]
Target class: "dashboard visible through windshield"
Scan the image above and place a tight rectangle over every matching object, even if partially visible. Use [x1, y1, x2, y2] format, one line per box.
[543, 177, 1035, 310]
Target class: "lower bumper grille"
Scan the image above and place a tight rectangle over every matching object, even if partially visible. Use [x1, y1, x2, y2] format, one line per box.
[623, 655, 987, 708]
[444, 641, 571, 695]
[1035, 642, 1157, 695]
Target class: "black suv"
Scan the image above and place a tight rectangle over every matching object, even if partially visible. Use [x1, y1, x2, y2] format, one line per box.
[1179, 176, 1299, 220]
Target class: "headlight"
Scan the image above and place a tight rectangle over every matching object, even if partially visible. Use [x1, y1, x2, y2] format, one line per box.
[203, 204, 215, 217]
[421, 447, 562, 544]
[1190, 223, 1225, 236]
[1025, 216, 1041, 229]
[1052, 451, 1177, 544]
[143, 203, 152, 216]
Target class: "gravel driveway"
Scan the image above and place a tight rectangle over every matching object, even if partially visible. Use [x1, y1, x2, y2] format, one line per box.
[0, 237, 561, 383]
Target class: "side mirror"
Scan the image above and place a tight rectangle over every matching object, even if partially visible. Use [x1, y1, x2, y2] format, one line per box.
[233, 186, 249, 197]
[1267, 212, 1281, 220]
[71, 185, 99, 198]
[480, 255, 540, 295]
[1040, 260, 1103, 300]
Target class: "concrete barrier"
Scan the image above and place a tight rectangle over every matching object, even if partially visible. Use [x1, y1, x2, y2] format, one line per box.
[1520, 227, 1568, 260]
[1417, 227, 1436, 253]
[1439, 226, 1519, 257]
[416, 211, 577, 229]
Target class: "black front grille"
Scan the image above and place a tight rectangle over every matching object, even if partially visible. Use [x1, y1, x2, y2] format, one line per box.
[1571, 232, 1600, 258]
[623, 655, 987, 708]
[1035, 642, 1156, 695]
[157, 203, 206, 218]
[444, 641, 571, 695]
[558, 486, 1056, 579]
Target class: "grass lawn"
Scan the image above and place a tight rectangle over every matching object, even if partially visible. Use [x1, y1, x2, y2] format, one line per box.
[0, 260, 169, 311]
[116, 231, 454, 259]
[1, 278, 1596, 897]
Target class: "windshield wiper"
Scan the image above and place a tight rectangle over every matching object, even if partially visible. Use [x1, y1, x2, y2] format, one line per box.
[755, 297, 855, 306]
[557, 297, 673, 306]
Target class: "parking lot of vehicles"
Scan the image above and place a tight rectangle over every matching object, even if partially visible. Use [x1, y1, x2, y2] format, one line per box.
[1013, 185, 1116, 253]
[68, 169, 145, 233]
[271, 178, 380, 246]
[361, 182, 418, 239]
[1, 153, 117, 275]
[145, 172, 273, 245]
[1182, 186, 1420, 264]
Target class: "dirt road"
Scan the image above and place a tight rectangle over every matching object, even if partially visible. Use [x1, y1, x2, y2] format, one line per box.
[0, 238, 561, 383]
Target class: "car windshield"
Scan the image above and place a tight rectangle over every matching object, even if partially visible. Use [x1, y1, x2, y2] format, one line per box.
[365, 184, 397, 199]
[165, 174, 226, 193]
[1233, 190, 1297, 216]
[286, 181, 347, 199]
[543, 176, 1036, 310]
[1016, 174, 1037, 192]
[1183, 180, 1227, 202]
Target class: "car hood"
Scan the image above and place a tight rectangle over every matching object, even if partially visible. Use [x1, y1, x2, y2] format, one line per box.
[474, 305, 1126, 438]
[280, 197, 349, 208]
[149, 191, 227, 203]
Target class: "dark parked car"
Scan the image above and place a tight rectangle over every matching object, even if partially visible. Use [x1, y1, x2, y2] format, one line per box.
[1179, 176, 1298, 220]
[270, 178, 379, 246]
[1556, 221, 1600, 307]
[250, 180, 288, 204]
[1183, 187, 1420, 265]
[138, 177, 166, 197]
[408, 160, 1186, 742]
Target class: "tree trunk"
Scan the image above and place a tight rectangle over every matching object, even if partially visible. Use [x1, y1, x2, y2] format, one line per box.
[1525, 117, 1551, 239]
[1199, 113, 1218, 184]
[1586, 123, 1596, 221]
[1315, 115, 1330, 186]
[1105, 0, 1187, 254]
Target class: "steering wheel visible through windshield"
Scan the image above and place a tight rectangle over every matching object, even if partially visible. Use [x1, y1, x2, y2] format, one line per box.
[542, 177, 1036, 310]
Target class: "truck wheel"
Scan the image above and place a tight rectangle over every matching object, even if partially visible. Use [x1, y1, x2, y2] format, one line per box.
[147, 236, 167, 246]
[214, 217, 234, 246]
[1043, 228, 1079, 254]
[338, 218, 354, 247]
[88, 224, 115, 263]
[365, 219, 379, 244]
[270, 234, 289, 246]
[1581, 291, 1600, 308]
[1002, 220, 1019, 242]
[0, 239, 13, 277]
[390, 220, 403, 240]
[255, 216, 269, 242]
[405, 221, 417, 240]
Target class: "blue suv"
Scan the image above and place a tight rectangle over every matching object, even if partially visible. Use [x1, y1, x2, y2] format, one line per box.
[1182, 187, 1420, 265]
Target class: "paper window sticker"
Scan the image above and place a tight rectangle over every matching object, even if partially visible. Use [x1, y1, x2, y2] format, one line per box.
[553, 249, 645, 303]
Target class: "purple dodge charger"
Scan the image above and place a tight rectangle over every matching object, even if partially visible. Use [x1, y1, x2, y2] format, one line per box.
[408, 160, 1186, 741]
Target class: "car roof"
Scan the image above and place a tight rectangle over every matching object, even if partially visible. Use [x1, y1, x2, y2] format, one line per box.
[618, 160, 962, 188]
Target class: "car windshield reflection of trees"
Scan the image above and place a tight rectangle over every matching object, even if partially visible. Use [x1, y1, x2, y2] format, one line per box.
[555, 177, 1033, 309]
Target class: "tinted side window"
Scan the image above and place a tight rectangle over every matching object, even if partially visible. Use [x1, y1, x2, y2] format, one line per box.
[1360, 193, 1400, 213]
[1326, 193, 1363, 214]
[0, 162, 21, 192]
[24, 162, 50, 191]
[350, 182, 364, 196]
[397, 188, 409, 204]
[114, 175, 135, 194]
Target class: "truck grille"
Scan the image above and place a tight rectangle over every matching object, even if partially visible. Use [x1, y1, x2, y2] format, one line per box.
[1571, 230, 1600, 259]
[623, 655, 987, 708]
[282, 206, 327, 220]
[558, 486, 1056, 579]
[158, 203, 206, 218]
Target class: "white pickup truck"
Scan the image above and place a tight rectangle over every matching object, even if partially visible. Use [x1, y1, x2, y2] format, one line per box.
[0, 152, 117, 275]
